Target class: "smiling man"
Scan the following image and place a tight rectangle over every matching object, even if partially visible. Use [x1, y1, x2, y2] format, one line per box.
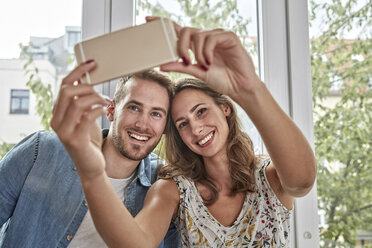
[0, 61, 178, 248]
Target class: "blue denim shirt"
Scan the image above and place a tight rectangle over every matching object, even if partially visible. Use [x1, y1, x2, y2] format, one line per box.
[0, 131, 179, 248]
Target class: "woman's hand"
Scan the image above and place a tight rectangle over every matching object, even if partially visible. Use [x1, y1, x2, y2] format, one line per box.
[147, 16, 261, 101]
[148, 17, 317, 199]
[51, 61, 108, 182]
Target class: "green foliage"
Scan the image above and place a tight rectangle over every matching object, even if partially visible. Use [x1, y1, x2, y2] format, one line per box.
[137, 0, 254, 53]
[19, 43, 54, 130]
[310, 0, 372, 246]
[0, 142, 14, 161]
[1, 44, 55, 161]
[153, 135, 166, 159]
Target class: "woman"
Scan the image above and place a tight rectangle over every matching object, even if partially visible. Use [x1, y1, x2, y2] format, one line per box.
[55, 17, 317, 247]
[159, 77, 290, 247]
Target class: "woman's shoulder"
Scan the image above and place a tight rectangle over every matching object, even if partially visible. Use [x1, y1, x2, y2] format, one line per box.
[153, 178, 179, 191]
[148, 179, 180, 203]
[172, 175, 194, 189]
[255, 154, 271, 168]
[254, 154, 294, 211]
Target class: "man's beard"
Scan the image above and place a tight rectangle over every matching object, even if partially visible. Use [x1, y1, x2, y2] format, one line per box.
[112, 125, 158, 161]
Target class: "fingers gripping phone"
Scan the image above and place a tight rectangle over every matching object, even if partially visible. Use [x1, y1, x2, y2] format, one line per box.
[74, 18, 178, 85]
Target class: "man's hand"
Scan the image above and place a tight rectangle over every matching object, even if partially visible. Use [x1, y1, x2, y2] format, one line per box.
[51, 61, 108, 181]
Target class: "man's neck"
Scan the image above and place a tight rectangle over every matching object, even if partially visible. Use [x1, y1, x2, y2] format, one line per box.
[102, 134, 140, 179]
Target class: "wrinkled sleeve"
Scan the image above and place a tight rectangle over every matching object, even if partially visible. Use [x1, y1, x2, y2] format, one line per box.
[0, 132, 40, 226]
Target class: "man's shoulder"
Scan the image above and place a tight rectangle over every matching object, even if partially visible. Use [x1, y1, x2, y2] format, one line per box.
[30, 130, 65, 150]
[148, 152, 162, 161]
[6, 130, 60, 153]
[137, 153, 166, 185]
[147, 153, 166, 168]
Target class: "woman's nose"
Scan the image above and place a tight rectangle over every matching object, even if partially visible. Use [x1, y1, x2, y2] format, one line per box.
[190, 120, 203, 135]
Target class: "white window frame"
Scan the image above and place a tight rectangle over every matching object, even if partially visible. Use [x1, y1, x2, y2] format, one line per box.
[82, 0, 319, 247]
[258, 1, 319, 247]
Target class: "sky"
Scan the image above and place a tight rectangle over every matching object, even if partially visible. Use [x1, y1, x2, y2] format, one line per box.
[0, 0, 365, 59]
[0, 0, 82, 59]
[0, 0, 259, 59]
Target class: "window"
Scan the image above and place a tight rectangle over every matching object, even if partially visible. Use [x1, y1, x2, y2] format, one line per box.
[10, 89, 29, 114]
[308, 0, 372, 247]
[82, 1, 319, 247]
[68, 30, 81, 48]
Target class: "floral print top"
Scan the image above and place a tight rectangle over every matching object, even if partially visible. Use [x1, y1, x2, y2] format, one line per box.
[173, 158, 292, 248]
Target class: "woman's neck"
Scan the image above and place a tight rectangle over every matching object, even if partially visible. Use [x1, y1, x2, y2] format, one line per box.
[203, 151, 233, 192]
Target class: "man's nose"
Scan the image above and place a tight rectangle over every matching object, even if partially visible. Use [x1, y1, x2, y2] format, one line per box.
[135, 113, 150, 130]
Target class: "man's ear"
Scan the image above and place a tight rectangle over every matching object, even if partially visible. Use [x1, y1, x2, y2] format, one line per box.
[106, 100, 115, 122]
[220, 103, 231, 117]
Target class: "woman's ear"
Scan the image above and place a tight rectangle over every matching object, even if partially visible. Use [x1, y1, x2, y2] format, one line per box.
[220, 103, 231, 117]
[106, 100, 116, 122]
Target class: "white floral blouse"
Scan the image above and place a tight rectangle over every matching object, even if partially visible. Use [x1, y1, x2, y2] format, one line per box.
[173, 158, 292, 248]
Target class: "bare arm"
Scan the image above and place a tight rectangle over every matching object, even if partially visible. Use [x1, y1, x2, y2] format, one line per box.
[156, 18, 317, 201]
[82, 176, 179, 248]
[235, 81, 317, 199]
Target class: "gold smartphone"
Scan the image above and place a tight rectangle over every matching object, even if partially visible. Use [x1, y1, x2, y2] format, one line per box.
[74, 18, 178, 85]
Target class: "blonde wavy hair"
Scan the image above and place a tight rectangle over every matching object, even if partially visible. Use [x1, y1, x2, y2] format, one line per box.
[159, 78, 257, 205]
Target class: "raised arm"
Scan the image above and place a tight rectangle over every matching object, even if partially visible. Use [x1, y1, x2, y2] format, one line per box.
[81, 175, 179, 247]
[50, 62, 178, 247]
[157, 19, 317, 202]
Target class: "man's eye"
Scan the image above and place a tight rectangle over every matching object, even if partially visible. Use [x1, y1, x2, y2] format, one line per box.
[128, 105, 139, 111]
[151, 112, 162, 118]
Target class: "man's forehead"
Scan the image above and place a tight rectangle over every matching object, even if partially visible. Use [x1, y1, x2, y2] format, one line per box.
[120, 78, 170, 107]
[125, 77, 165, 92]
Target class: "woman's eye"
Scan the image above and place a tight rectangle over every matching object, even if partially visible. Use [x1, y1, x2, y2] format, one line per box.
[178, 122, 187, 129]
[197, 108, 207, 116]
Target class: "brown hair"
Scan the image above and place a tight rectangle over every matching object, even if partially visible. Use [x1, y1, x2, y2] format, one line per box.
[159, 77, 257, 205]
[114, 70, 174, 133]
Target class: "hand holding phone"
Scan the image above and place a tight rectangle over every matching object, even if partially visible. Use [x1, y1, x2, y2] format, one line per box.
[74, 18, 178, 85]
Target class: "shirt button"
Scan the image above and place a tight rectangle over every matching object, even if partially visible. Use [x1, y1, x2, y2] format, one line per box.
[84, 200, 88, 207]
[66, 234, 73, 241]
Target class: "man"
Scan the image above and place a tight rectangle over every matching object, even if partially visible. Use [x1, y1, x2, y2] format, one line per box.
[0, 61, 178, 247]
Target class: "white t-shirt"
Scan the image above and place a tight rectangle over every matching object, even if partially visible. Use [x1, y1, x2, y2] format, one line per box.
[68, 174, 134, 248]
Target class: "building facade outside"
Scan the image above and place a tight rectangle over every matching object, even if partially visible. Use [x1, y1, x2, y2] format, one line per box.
[0, 26, 81, 145]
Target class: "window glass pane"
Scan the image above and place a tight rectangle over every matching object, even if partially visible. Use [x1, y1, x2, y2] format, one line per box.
[308, 0, 372, 247]
[21, 98, 29, 112]
[12, 89, 29, 97]
[136, 0, 263, 153]
[11, 98, 20, 112]
[0, 0, 82, 146]
[10, 89, 29, 114]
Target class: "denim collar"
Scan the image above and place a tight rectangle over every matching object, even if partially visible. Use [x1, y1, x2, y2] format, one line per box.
[136, 157, 152, 187]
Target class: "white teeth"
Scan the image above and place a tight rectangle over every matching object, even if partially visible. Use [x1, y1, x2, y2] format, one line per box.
[198, 132, 213, 145]
[129, 132, 149, 141]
